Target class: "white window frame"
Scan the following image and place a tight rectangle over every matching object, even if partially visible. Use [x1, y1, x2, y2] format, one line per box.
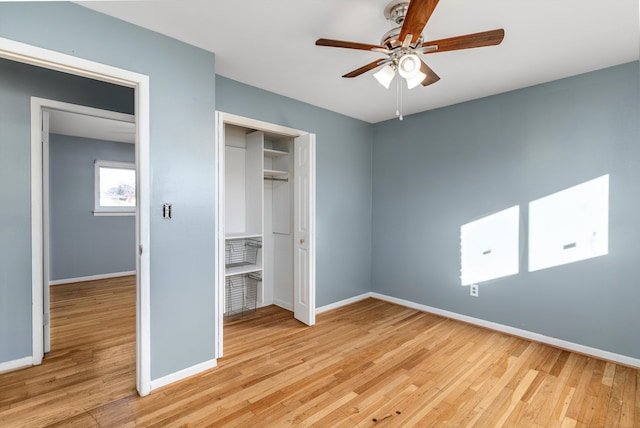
[94, 160, 136, 216]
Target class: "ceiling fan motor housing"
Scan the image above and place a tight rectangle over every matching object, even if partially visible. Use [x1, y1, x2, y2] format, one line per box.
[381, 27, 423, 50]
[384, 0, 409, 25]
[382, 1, 423, 50]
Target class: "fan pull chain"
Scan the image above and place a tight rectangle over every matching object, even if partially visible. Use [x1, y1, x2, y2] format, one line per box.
[395, 75, 403, 120]
[395, 76, 399, 117]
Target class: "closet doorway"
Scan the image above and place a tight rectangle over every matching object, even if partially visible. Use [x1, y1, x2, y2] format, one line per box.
[215, 112, 316, 358]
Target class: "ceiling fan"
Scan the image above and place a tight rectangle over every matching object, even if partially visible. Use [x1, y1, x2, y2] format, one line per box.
[315, 0, 505, 90]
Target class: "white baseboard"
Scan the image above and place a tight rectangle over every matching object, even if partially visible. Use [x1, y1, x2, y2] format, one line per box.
[0, 356, 33, 374]
[273, 298, 294, 312]
[315, 292, 640, 368]
[369, 292, 640, 369]
[49, 270, 136, 286]
[150, 358, 218, 391]
[316, 293, 372, 314]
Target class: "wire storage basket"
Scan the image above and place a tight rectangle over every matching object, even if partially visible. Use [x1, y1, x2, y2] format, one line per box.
[225, 238, 261, 268]
[225, 272, 260, 318]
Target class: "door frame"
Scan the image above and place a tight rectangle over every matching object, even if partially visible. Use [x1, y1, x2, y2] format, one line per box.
[33, 98, 136, 353]
[214, 111, 316, 358]
[0, 37, 152, 396]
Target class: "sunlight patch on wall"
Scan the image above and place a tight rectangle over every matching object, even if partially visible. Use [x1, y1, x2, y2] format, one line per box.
[529, 174, 609, 272]
[460, 205, 520, 286]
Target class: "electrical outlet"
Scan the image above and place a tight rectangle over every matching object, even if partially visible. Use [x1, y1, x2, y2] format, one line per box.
[470, 284, 479, 297]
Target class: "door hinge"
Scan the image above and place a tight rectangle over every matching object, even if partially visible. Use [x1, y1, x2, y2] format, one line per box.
[139, 244, 143, 256]
[43, 312, 50, 326]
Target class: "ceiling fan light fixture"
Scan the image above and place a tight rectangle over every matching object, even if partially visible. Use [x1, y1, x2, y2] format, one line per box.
[406, 71, 426, 89]
[397, 54, 420, 79]
[315, 0, 506, 121]
[373, 64, 396, 89]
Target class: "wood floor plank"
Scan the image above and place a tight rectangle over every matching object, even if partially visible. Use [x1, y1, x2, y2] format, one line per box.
[0, 279, 637, 427]
[565, 357, 596, 421]
[604, 363, 627, 426]
[620, 364, 637, 428]
[493, 368, 539, 427]
[535, 353, 579, 425]
[635, 369, 640, 426]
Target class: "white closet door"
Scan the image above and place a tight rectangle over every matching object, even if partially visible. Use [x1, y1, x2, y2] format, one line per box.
[293, 133, 315, 326]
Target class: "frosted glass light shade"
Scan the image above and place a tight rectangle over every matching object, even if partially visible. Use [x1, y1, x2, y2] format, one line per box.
[398, 54, 421, 79]
[406, 71, 426, 89]
[373, 65, 396, 89]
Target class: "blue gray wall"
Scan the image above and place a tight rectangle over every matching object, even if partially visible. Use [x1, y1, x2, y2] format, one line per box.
[0, 3, 216, 380]
[49, 134, 135, 281]
[371, 61, 640, 359]
[0, 57, 133, 365]
[216, 76, 373, 306]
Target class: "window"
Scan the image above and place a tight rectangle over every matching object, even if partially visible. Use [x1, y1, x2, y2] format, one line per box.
[94, 160, 136, 216]
[528, 174, 609, 272]
[460, 205, 520, 286]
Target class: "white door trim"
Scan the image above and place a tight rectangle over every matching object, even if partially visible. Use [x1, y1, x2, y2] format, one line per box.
[214, 111, 316, 358]
[214, 112, 225, 358]
[219, 112, 304, 138]
[0, 36, 152, 397]
[41, 109, 50, 353]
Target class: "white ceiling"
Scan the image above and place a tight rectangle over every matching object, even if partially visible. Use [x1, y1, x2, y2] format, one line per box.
[77, 0, 639, 123]
[49, 110, 135, 144]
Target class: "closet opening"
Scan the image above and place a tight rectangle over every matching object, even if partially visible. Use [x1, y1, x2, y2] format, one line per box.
[215, 112, 316, 358]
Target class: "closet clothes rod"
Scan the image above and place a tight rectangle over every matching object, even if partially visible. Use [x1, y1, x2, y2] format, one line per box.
[264, 176, 288, 182]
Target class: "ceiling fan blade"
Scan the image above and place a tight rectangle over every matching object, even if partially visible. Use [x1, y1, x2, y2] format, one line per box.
[419, 60, 440, 86]
[342, 59, 387, 78]
[422, 29, 505, 53]
[400, 0, 440, 45]
[316, 38, 388, 52]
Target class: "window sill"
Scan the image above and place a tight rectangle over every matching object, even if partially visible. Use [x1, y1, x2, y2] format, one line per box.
[93, 211, 135, 217]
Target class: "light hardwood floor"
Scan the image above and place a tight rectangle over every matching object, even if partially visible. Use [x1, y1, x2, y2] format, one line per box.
[0, 277, 637, 427]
